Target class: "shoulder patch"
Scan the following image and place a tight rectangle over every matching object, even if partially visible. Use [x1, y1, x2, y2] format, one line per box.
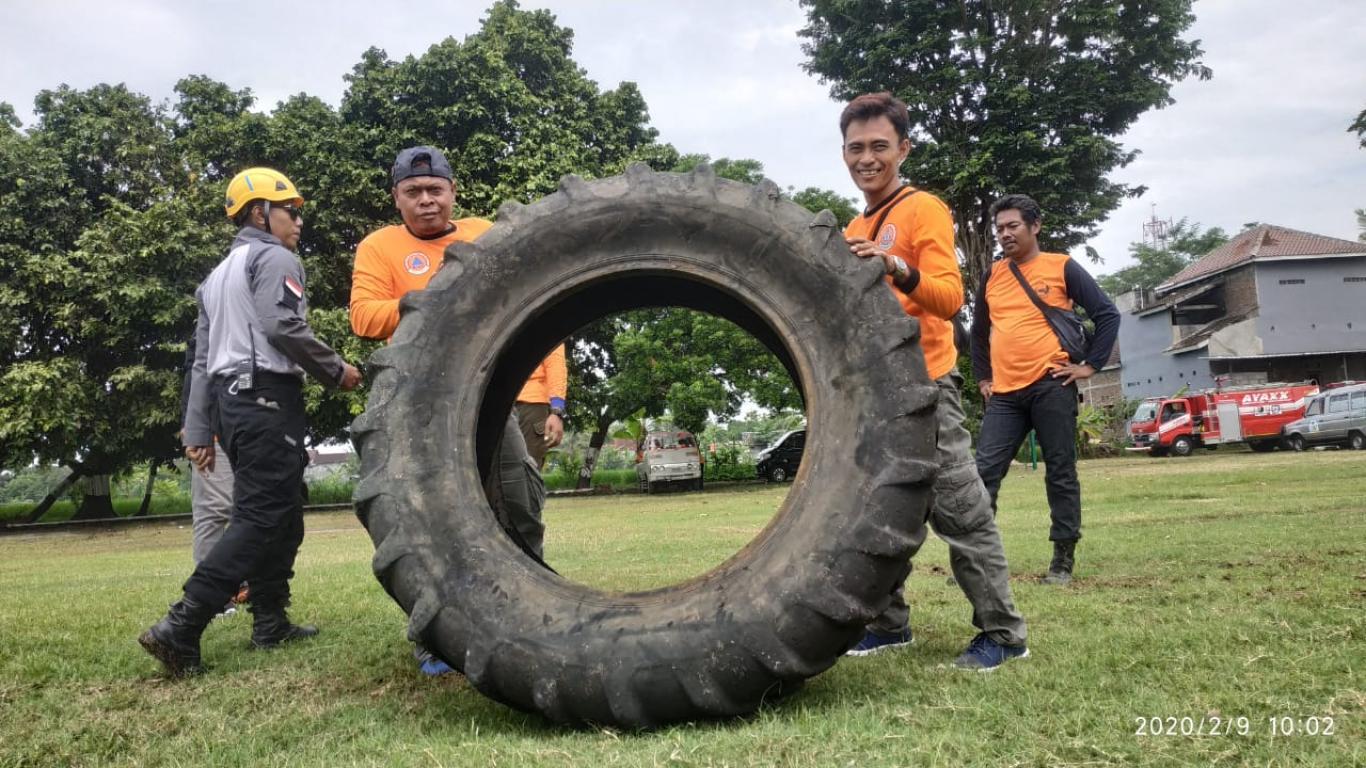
[404, 252, 431, 276]
[284, 276, 304, 299]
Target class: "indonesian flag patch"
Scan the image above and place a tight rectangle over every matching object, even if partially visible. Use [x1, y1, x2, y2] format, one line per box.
[283, 276, 304, 299]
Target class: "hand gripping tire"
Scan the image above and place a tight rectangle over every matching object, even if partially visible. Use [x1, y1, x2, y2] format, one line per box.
[351, 164, 940, 728]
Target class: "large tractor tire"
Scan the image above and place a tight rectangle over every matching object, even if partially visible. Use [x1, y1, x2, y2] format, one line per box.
[351, 164, 940, 728]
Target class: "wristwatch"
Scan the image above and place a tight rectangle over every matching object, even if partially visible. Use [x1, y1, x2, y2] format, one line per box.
[891, 256, 910, 282]
[550, 405, 566, 418]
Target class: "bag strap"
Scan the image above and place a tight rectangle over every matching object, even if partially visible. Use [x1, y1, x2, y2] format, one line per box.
[1006, 258, 1053, 317]
[864, 186, 919, 241]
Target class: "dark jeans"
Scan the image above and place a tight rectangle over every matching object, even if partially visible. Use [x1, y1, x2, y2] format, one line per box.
[975, 375, 1082, 542]
[183, 373, 308, 608]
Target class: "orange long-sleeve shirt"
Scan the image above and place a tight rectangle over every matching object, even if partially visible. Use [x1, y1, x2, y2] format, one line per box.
[349, 219, 492, 341]
[516, 343, 567, 408]
[349, 218, 567, 407]
[845, 188, 963, 380]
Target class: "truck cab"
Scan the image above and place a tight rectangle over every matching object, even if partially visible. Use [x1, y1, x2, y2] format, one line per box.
[1127, 396, 1200, 456]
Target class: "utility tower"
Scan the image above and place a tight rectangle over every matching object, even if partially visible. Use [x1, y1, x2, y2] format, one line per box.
[1142, 204, 1173, 250]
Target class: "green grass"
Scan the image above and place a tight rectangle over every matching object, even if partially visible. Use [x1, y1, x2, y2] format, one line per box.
[543, 467, 639, 491]
[0, 450, 1361, 766]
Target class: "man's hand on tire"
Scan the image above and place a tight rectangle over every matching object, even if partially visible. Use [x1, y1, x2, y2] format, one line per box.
[338, 363, 364, 391]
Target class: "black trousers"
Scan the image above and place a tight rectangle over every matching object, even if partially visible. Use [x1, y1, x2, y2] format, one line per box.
[183, 373, 308, 608]
[974, 375, 1082, 542]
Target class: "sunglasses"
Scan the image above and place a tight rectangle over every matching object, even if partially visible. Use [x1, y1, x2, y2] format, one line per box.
[273, 203, 303, 221]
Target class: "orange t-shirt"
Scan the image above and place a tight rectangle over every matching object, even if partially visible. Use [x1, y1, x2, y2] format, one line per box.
[349, 218, 568, 405]
[982, 252, 1072, 393]
[845, 188, 963, 380]
[349, 218, 492, 341]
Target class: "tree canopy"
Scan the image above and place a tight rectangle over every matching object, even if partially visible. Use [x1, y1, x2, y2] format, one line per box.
[798, 0, 1212, 290]
[1, 1, 850, 512]
[0, 0, 663, 516]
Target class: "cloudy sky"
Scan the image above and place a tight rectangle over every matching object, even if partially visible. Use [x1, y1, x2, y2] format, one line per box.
[3, 0, 1363, 273]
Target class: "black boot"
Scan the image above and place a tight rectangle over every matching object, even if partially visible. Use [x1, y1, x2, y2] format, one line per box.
[250, 600, 319, 650]
[1043, 539, 1077, 585]
[139, 595, 216, 677]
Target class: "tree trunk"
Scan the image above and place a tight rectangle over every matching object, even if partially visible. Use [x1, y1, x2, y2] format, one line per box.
[575, 414, 614, 490]
[134, 463, 158, 517]
[72, 474, 116, 521]
[18, 468, 84, 524]
[957, 215, 995, 301]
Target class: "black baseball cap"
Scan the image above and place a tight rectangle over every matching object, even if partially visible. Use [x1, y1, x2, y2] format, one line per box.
[391, 146, 453, 187]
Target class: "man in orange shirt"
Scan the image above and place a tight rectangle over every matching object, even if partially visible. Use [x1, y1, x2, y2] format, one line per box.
[971, 194, 1120, 585]
[514, 346, 567, 469]
[350, 146, 549, 675]
[840, 92, 1027, 671]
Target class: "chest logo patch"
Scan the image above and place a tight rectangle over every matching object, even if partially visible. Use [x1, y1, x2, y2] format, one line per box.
[877, 224, 897, 250]
[404, 252, 431, 276]
[1033, 282, 1050, 296]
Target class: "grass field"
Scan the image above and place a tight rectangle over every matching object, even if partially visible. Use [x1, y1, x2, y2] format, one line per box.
[0, 450, 1361, 767]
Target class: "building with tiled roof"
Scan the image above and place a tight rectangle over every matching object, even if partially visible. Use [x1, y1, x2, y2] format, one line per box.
[1113, 224, 1366, 401]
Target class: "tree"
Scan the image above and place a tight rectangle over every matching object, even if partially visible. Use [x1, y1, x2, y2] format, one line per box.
[790, 186, 858, 228]
[340, 0, 659, 216]
[560, 154, 848, 488]
[1096, 219, 1229, 296]
[1, 1, 673, 517]
[1355, 109, 1365, 242]
[799, 0, 1212, 290]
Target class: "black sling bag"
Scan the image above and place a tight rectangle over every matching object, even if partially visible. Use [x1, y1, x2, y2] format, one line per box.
[1006, 259, 1092, 364]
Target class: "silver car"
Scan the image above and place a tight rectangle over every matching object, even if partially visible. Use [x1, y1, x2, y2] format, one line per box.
[1281, 382, 1366, 451]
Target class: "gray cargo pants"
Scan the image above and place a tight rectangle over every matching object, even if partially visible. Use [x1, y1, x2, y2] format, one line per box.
[868, 371, 1027, 647]
[190, 438, 235, 564]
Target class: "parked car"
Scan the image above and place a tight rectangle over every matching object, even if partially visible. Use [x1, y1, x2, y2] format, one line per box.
[635, 430, 703, 493]
[1280, 382, 1366, 451]
[756, 429, 805, 483]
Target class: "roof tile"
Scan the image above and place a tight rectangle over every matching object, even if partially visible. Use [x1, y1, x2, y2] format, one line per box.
[1157, 224, 1366, 293]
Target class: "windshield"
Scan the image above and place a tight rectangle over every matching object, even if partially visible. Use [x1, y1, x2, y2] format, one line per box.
[646, 433, 694, 450]
[1132, 403, 1157, 422]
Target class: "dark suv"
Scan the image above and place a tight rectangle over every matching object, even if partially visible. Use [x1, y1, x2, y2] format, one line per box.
[756, 429, 805, 483]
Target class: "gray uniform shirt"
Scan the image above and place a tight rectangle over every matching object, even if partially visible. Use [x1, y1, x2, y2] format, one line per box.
[182, 227, 344, 446]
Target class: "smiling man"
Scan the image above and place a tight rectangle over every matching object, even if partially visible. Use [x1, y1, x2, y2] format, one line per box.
[840, 92, 1028, 671]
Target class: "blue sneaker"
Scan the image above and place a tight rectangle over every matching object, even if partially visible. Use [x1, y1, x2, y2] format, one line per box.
[414, 644, 454, 677]
[845, 628, 914, 656]
[953, 632, 1028, 671]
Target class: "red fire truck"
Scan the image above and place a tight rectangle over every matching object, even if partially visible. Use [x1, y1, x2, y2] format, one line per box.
[1126, 382, 1320, 457]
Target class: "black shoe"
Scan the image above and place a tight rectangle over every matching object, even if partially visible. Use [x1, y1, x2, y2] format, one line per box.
[250, 604, 319, 650]
[139, 596, 215, 677]
[1043, 539, 1077, 585]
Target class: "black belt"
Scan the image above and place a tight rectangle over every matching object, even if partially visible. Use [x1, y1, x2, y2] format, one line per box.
[214, 370, 302, 387]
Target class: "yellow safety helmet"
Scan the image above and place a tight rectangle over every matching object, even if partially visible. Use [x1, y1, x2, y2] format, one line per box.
[224, 167, 305, 218]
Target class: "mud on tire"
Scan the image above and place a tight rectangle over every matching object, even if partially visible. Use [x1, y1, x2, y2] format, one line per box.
[351, 164, 940, 728]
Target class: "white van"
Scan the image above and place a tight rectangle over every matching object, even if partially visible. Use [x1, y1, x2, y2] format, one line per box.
[1281, 382, 1366, 451]
[635, 430, 703, 493]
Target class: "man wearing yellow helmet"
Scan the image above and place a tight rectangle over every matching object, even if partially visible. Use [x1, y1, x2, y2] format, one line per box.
[140, 167, 363, 678]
